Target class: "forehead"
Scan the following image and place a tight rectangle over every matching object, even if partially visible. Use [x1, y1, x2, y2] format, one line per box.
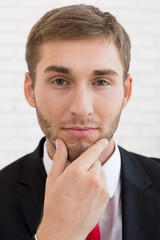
[37, 38, 123, 77]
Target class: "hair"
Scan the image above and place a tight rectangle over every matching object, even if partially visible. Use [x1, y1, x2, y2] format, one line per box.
[25, 4, 131, 85]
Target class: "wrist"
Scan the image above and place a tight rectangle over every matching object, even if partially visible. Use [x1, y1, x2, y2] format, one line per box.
[37, 224, 85, 240]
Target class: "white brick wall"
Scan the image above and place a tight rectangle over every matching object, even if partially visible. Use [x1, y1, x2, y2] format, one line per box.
[0, 0, 160, 169]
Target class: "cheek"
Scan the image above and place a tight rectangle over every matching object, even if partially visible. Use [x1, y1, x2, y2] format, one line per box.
[36, 89, 70, 123]
[95, 88, 124, 116]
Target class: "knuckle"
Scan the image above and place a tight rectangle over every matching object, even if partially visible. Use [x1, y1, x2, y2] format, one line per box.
[89, 175, 101, 188]
[71, 166, 83, 179]
[101, 185, 109, 197]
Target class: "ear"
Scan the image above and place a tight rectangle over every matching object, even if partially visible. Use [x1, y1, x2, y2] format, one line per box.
[123, 74, 133, 108]
[24, 72, 36, 108]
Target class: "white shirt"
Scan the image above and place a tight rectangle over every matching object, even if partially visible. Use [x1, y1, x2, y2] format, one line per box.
[99, 143, 122, 240]
[42, 141, 122, 240]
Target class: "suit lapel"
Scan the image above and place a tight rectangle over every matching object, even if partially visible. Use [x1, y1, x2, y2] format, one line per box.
[16, 138, 46, 235]
[120, 147, 159, 240]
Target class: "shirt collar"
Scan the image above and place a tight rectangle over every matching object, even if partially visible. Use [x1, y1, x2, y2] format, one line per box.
[43, 140, 121, 198]
[101, 141, 121, 198]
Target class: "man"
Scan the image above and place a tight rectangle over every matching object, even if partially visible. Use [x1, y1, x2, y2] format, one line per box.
[0, 4, 160, 240]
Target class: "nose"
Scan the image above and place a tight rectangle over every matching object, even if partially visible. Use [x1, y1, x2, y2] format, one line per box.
[69, 85, 94, 118]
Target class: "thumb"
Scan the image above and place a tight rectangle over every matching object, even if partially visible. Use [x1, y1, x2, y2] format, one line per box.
[48, 139, 68, 182]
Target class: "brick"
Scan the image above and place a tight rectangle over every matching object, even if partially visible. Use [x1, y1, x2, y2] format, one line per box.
[133, 86, 156, 99]
[17, 0, 60, 7]
[0, 74, 13, 85]
[138, 0, 160, 10]
[18, 127, 43, 139]
[0, 127, 16, 138]
[118, 138, 157, 151]
[15, 101, 31, 112]
[0, 0, 15, 7]
[0, 33, 26, 46]
[138, 100, 160, 111]
[119, 10, 156, 23]
[0, 88, 22, 99]
[99, 0, 136, 8]
[0, 60, 26, 72]
[120, 111, 157, 124]
[138, 24, 160, 35]
[0, 47, 15, 59]
[0, 22, 17, 31]
[136, 48, 160, 60]
[0, 8, 36, 20]
[116, 125, 139, 137]
[135, 74, 160, 87]
[132, 36, 154, 48]
[0, 101, 13, 111]
[0, 113, 35, 125]
[141, 126, 160, 137]
[130, 60, 156, 73]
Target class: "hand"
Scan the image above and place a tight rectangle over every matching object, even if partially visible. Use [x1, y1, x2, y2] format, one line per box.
[37, 138, 110, 240]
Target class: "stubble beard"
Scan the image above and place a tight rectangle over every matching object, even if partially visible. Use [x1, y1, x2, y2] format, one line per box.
[35, 106, 123, 162]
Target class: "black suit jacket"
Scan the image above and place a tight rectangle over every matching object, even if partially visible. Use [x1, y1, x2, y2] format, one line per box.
[0, 137, 160, 240]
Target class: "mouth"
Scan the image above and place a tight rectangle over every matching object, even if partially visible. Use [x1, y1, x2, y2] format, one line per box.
[62, 127, 98, 138]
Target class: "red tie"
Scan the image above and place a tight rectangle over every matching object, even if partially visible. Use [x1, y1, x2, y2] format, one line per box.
[86, 223, 100, 240]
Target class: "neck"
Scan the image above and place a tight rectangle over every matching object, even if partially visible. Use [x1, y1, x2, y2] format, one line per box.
[99, 138, 115, 165]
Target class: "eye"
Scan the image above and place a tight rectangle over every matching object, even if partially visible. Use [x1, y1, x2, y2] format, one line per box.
[93, 79, 110, 86]
[53, 78, 68, 86]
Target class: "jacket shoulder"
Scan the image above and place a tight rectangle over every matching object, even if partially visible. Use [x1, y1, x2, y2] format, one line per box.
[119, 146, 160, 193]
[0, 137, 45, 193]
[0, 153, 32, 191]
[119, 146, 160, 167]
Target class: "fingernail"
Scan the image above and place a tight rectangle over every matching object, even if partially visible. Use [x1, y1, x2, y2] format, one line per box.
[55, 140, 58, 149]
[104, 139, 108, 145]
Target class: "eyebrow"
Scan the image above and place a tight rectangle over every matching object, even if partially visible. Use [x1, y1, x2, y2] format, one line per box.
[44, 65, 70, 74]
[43, 65, 118, 77]
[93, 69, 118, 76]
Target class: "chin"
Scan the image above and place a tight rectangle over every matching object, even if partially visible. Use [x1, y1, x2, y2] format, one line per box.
[65, 136, 96, 147]
[65, 138, 97, 162]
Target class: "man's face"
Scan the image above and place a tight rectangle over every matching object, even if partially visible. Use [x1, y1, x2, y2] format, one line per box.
[25, 38, 132, 162]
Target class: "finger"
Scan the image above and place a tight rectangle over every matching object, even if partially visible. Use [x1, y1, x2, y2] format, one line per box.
[75, 138, 108, 170]
[88, 159, 101, 173]
[48, 139, 68, 182]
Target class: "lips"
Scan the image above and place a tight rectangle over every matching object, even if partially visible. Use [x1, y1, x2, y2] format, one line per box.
[62, 127, 98, 138]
